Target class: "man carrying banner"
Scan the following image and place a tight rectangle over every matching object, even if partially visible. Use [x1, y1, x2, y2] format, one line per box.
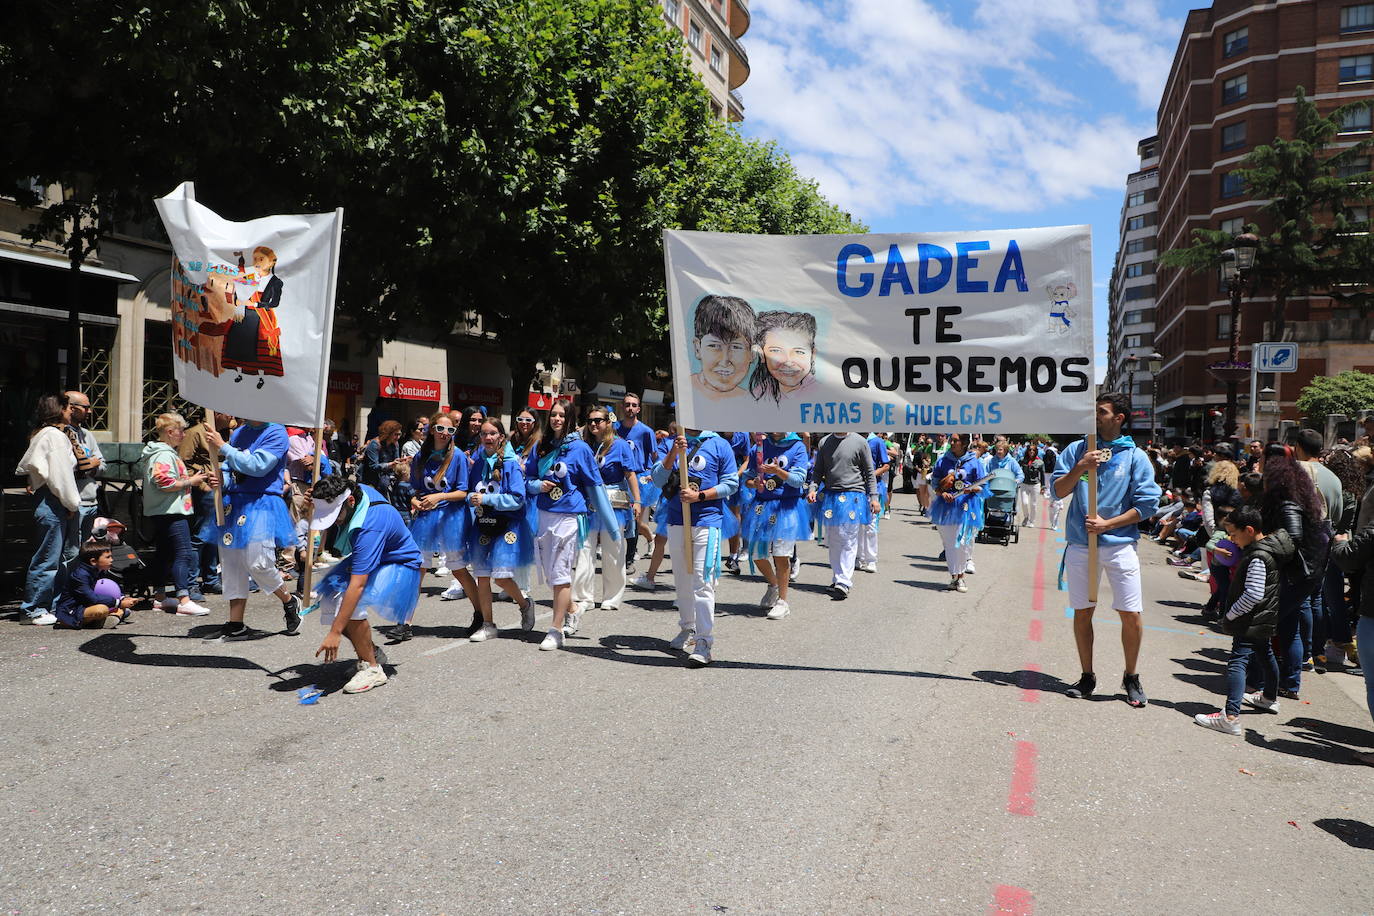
[808, 431, 878, 600]
[931, 434, 987, 592]
[651, 428, 739, 667]
[203, 420, 302, 641]
[1051, 393, 1161, 706]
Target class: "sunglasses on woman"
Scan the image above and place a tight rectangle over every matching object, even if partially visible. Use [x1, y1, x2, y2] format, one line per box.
[588, 417, 607, 424]
[432, 424, 457, 434]
[516, 417, 535, 424]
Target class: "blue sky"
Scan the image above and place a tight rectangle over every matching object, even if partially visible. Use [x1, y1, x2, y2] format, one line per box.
[737, 0, 1198, 381]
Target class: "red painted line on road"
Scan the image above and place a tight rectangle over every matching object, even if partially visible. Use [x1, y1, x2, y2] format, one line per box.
[1028, 618, 1043, 642]
[1018, 664, 1041, 703]
[989, 884, 1034, 915]
[1007, 741, 1038, 816]
[1030, 526, 1047, 612]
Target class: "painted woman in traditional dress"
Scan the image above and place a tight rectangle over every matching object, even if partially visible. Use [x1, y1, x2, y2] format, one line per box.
[222, 245, 285, 388]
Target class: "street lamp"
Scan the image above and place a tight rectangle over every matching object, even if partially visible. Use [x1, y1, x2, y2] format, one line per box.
[1147, 350, 1163, 444]
[1209, 232, 1260, 441]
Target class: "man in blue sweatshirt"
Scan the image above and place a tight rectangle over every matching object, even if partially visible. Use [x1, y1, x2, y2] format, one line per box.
[1051, 392, 1162, 707]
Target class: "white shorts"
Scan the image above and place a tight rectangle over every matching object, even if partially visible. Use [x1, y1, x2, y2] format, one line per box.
[769, 539, 796, 558]
[471, 564, 515, 580]
[318, 592, 369, 627]
[1065, 542, 1143, 613]
[536, 510, 580, 587]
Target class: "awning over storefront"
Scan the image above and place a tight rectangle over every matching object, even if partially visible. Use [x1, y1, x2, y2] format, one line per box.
[0, 247, 140, 283]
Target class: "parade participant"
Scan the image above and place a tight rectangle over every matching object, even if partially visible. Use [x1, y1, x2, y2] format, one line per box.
[857, 432, 891, 574]
[466, 418, 536, 641]
[914, 447, 932, 517]
[629, 422, 677, 592]
[931, 434, 987, 592]
[615, 392, 655, 573]
[572, 406, 641, 614]
[397, 410, 478, 642]
[202, 419, 302, 641]
[141, 413, 211, 616]
[741, 431, 811, 619]
[652, 428, 739, 666]
[808, 431, 878, 600]
[722, 431, 751, 575]
[1041, 441, 1062, 529]
[309, 474, 422, 694]
[455, 405, 485, 452]
[508, 408, 543, 601]
[525, 401, 618, 651]
[881, 433, 900, 518]
[1052, 393, 1161, 706]
[1019, 444, 1045, 527]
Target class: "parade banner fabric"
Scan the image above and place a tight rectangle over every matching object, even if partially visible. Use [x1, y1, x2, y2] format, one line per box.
[664, 226, 1094, 433]
[154, 182, 343, 426]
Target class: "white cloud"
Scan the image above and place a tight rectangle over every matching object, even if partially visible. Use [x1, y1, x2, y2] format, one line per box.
[740, 0, 1182, 220]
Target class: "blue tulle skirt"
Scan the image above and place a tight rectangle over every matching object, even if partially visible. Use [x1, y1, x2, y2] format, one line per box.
[217, 492, 295, 551]
[315, 561, 422, 624]
[409, 501, 469, 555]
[467, 510, 535, 573]
[653, 495, 739, 537]
[818, 490, 871, 528]
[742, 496, 814, 555]
[637, 473, 661, 513]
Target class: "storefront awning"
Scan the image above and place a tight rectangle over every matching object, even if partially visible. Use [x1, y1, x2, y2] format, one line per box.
[0, 247, 140, 283]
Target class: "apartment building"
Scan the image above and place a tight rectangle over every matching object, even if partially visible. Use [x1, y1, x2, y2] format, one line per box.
[1152, 0, 1374, 440]
[661, 0, 751, 121]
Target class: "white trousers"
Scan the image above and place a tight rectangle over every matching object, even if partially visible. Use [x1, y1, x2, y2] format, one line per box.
[827, 523, 861, 588]
[937, 524, 974, 577]
[220, 541, 284, 601]
[668, 525, 714, 646]
[572, 529, 627, 610]
[1017, 484, 1039, 527]
[858, 517, 879, 565]
[1045, 489, 1064, 529]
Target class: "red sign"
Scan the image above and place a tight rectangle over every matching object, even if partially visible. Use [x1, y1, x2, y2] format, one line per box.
[452, 383, 504, 408]
[328, 371, 362, 395]
[527, 391, 555, 410]
[378, 375, 441, 401]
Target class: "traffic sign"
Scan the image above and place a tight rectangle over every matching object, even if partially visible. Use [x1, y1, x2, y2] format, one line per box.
[1254, 342, 1298, 373]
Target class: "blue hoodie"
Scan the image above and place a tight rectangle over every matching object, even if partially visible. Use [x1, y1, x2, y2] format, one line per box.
[651, 431, 740, 528]
[1052, 436, 1161, 547]
[220, 423, 288, 496]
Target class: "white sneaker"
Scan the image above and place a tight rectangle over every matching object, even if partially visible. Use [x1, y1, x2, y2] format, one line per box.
[629, 573, 658, 591]
[1242, 691, 1280, 714]
[759, 584, 779, 609]
[176, 600, 211, 616]
[539, 627, 564, 651]
[563, 610, 582, 637]
[669, 627, 695, 651]
[1193, 711, 1242, 736]
[440, 581, 465, 601]
[766, 599, 790, 620]
[520, 597, 537, 631]
[600, 602, 619, 611]
[964, 561, 976, 575]
[343, 663, 388, 693]
[469, 622, 498, 642]
[789, 564, 798, 582]
[687, 641, 712, 668]
[434, 566, 451, 578]
[859, 561, 877, 573]
[955, 578, 968, 593]
[25, 612, 57, 626]
[882, 511, 892, 520]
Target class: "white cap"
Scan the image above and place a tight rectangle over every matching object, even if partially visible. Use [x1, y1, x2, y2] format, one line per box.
[310, 491, 350, 531]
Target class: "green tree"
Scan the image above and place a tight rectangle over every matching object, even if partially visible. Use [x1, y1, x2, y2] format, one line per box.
[1159, 87, 1374, 337]
[1295, 370, 1374, 420]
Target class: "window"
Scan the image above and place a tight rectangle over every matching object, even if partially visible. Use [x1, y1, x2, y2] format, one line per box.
[1127, 190, 1146, 207]
[1223, 26, 1248, 57]
[1337, 156, 1371, 178]
[1125, 238, 1153, 255]
[1221, 121, 1247, 151]
[1340, 107, 1372, 133]
[1124, 308, 1154, 324]
[1124, 334, 1145, 349]
[1124, 261, 1152, 278]
[1221, 171, 1246, 198]
[1126, 214, 1155, 231]
[1123, 286, 1155, 303]
[1217, 313, 1233, 340]
[1220, 216, 1244, 235]
[688, 20, 703, 51]
[664, 0, 680, 23]
[710, 46, 723, 73]
[1342, 4, 1374, 32]
[1340, 54, 1374, 82]
[1352, 205, 1370, 222]
[1222, 74, 1248, 104]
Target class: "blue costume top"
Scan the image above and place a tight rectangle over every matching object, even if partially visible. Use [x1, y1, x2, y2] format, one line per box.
[615, 420, 656, 473]
[407, 444, 470, 556]
[741, 433, 812, 554]
[524, 435, 620, 536]
[930, 449, 988, 545]
[650, 431, 740, 529]
[347, 485, 423, 574]
[467, 443, 534, 571]
[217, 422, 293, 550]
[1052, 436, 1161, 548]
[313, 484, 423, 625]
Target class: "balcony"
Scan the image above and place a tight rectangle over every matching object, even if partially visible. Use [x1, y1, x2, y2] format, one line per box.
[728, 89, 745, 121]
[730, 0, 750, 40]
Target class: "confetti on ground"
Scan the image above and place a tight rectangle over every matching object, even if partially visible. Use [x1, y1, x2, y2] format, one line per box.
[1287, 821, 1300, 829]
[1238, 768, 1255, 776]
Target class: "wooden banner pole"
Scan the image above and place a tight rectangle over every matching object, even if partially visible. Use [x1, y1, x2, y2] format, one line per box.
[209, 410, 226, 527]
[1086, 432, 1099, 605]
[678, 441, 694, 569]
[299, 427, 327, 599]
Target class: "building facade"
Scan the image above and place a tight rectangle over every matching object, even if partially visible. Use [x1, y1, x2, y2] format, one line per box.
[1104, 136, 1162, 439]
[661, 0, 750, 121]
[1152, 0, 1374, 441]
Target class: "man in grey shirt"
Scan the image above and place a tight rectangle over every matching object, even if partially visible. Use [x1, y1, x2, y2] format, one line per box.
[64, 390, 104, 542]
[808, 431, 878, 599]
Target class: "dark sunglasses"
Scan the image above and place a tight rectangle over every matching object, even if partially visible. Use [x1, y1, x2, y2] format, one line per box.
[588, 417, 607, 424]
[432, 424, 457, 434]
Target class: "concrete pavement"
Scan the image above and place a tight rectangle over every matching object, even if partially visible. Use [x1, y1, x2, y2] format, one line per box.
[1, 492, 1371, 914]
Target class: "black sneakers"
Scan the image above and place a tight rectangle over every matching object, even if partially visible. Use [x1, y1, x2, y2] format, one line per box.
[203, 622, 257, 642]
[724, 555, 741, 576]
[1123, 673, 1148, 708]
[282, 595, 302, 635]
[1065, 673, 1096, 699]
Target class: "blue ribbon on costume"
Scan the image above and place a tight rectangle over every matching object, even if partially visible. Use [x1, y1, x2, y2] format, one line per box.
[704, 526, 722, 583]
[585, 483, 622, 540]
[954, 495, 985, 547]
[1051, 311, 1071, 328]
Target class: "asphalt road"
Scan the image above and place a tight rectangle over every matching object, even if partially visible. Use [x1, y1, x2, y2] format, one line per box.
[2, 492, 1372, 915]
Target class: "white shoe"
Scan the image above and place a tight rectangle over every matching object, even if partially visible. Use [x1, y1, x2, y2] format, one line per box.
[563, 610, 582, 637]
[440, 581, 465, 601]
[600, 602, 619, 611]
[759, 584, 779, 609]
[964, 561, 976, 575]
[1242, 691, 1280, 714]
[687, 641, 712, 668]
[25, 612, 57, 626]
[882, 511, 892, 519]
[343, 663, 388, 693]
[955, 578, 968, 593]
[468, 622, 498, 642]
[629, 573, 658, 591]
[176, 600, 211, 616]
[539, 627, 564, 651]
[766, 599, 790, 620]
[789, 564, 798, 582]
[859, 561, 877, 573]
[668, 627, 695, 651]
[434, 566, 451, 578]
[520, 597, 537, 631]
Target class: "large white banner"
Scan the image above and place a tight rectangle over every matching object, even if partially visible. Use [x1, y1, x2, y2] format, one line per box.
[664, 227, 1094, 433]
[154, 182, 342, 426]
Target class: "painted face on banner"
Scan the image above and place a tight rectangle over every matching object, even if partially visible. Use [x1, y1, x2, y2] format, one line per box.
[694, 333, 751, 392]
[761, 329, 813, 392]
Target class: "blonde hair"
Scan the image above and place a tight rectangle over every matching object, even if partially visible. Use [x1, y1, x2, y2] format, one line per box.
[1353, 445, 1373, 467]
[155, 412, 187, 436]
[1207, 460, 1240, 489]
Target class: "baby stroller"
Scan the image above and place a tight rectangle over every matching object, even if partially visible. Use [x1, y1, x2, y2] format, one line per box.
[978, 468, 1020, 546]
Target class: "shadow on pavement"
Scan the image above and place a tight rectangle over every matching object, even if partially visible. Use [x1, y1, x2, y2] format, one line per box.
[79, 632, 274, 673]
[894, 579, 956, 592]
[1158, 599, 1203, 611]
[1287, 716, 1374, 748]
[1244, 729, 1365, 765]
[1313, 818, 1374, 849]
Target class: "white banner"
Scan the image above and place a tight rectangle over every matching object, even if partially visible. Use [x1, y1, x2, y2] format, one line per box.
[154, 182, 342, 427]
[664, 226, 1094, 433]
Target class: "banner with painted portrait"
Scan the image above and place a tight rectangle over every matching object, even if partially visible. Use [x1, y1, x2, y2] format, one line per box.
[663, 226, 1094, 433]
[154, 182, 342, 426]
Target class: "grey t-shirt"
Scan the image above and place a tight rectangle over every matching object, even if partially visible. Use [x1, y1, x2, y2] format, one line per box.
[72, 424, 103, 507]
[1303, 460, 1345, 524]
[812, 433, 876, 497]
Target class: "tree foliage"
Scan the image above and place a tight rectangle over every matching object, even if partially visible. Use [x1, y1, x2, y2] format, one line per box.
[1295, 370, 1374, 420]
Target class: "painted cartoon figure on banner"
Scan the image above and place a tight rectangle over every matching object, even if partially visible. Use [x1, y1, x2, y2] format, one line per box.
[689, 294, 756, 401]
[1046, 281, 1077, 334]
[170, 258, 241, 378]
[221, 246, 285, 388]
[749, 310, 818, 403]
